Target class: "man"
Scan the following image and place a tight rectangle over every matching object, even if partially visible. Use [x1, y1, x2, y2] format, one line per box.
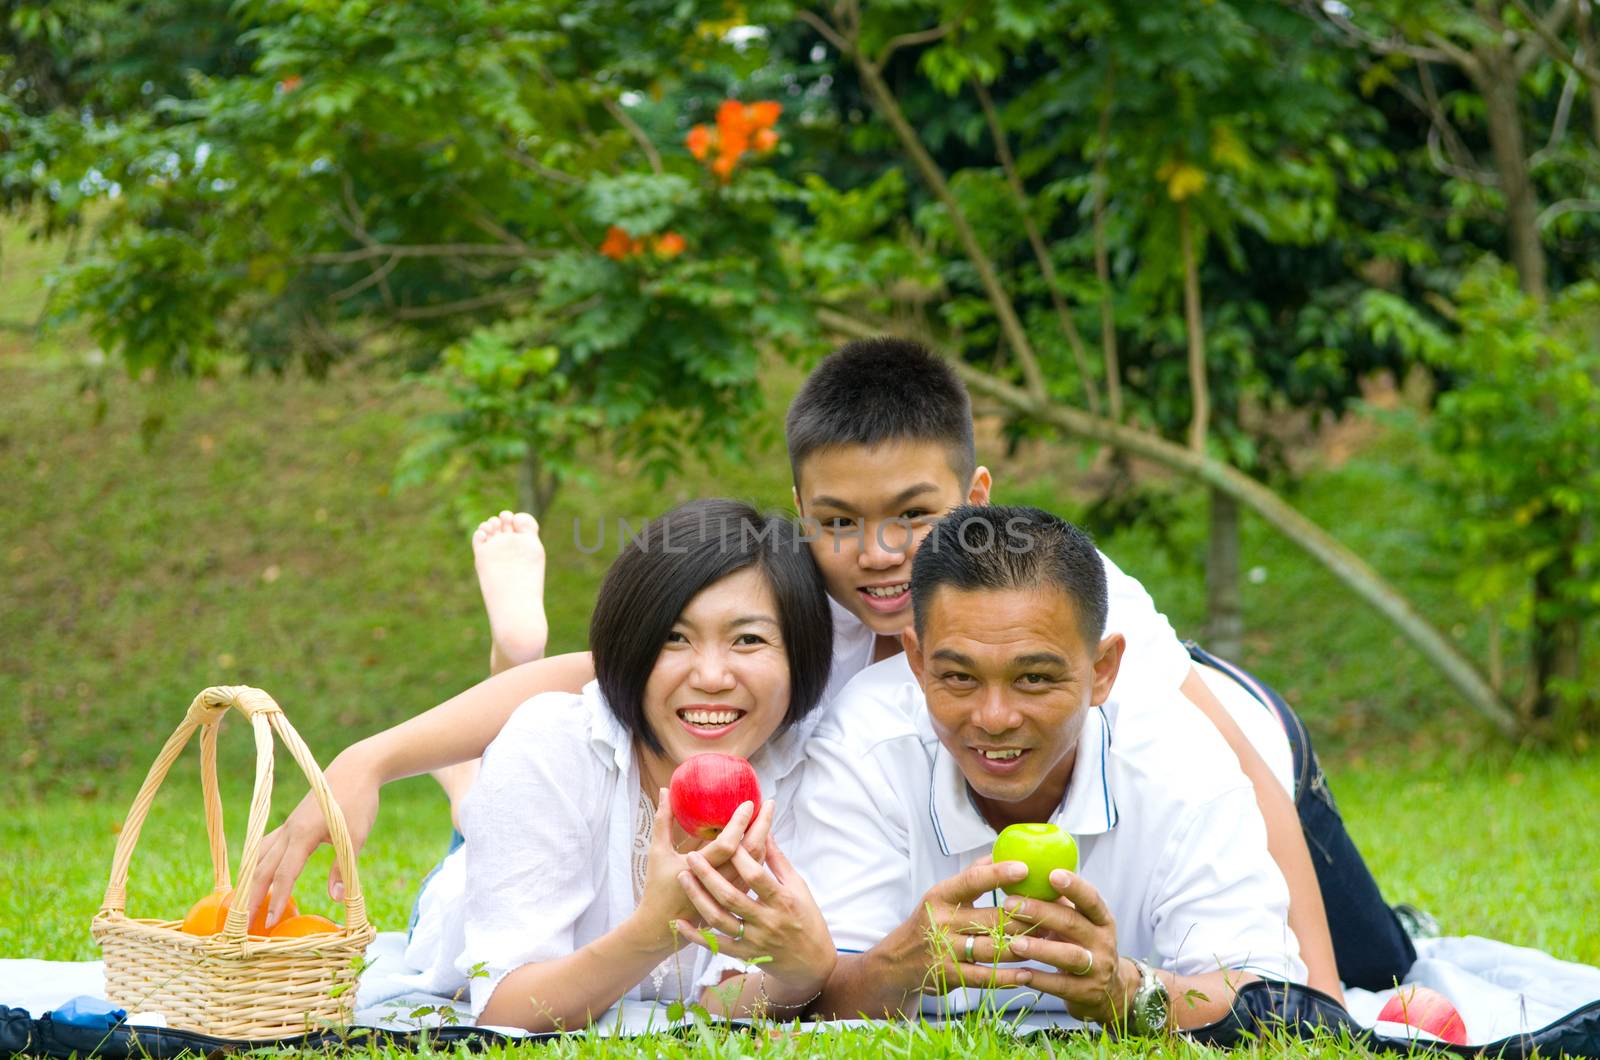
[796, 504, 1305, 1029]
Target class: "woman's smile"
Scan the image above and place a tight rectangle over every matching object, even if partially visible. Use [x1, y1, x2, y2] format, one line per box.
[675, 704, 749, 740]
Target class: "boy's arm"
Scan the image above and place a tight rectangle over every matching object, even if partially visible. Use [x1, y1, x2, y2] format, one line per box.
[1179, 667, 1343, 1003]
[250, 651, 596, 925]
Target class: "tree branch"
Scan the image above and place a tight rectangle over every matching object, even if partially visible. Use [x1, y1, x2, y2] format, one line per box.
[1308, 1, 1454, 64]
[794, 9, 849, 54]
[1538, 196, 1600, 226]
[972, 77, 1100, 414]
[301, 243, 539, 265]
[813, 305, 1522, 738]
[1505, 0, 1600, 83]
[328, 254, 399, 302]
[875, 21, 956, 70]
[1177, 200, 1209, 454]
[509, 149, 582, 186]
[393, 286, 540, 322]
[603, 96, 663, 175]
[1532, 54, 1582, 167]
[1092, 70, 1123, 423]
[838, 24, 1050, 401]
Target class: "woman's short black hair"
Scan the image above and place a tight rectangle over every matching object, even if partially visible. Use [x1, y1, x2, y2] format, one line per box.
[589, 499, 833, 753]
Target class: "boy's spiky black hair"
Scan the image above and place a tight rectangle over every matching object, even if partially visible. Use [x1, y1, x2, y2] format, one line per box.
[785, 337, 976, 487]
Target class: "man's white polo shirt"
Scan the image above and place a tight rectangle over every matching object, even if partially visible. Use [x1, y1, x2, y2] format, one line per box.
[791, 654, 1305, 1020]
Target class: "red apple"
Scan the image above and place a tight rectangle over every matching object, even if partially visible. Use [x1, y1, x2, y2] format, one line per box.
[1376, 985, 1468, 1045]
[669, 753, 761, 840]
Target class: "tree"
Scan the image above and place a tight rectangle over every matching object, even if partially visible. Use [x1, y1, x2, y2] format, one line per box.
[13, 0, 813, 515]
[788, 0, 1523, 734]
[1309, 0, 1600, 727]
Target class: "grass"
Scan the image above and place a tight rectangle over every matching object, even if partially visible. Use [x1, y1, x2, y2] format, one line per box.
[2, 214, 1597, 1055]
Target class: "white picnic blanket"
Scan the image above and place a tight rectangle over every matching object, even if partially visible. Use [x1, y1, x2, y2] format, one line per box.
[4, 933, 1598, 1040]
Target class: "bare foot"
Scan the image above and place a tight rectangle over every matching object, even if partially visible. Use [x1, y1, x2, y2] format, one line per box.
[435, 511, 552, 828]
[473, 510, 550, 671]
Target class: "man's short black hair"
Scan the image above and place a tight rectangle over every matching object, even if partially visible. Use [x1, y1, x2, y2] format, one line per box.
[910, 504, 1108, 646]
[589, 498, 833, 753]
[785, 336, 977, 488]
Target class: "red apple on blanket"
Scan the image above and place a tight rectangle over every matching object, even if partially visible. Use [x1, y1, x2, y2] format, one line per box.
[669, 753, 761, 840]
[1376, 985, 1468, 1045]
[991, 822, 1079, 902]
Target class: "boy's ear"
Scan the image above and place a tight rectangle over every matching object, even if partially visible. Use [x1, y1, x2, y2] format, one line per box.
[792, 483, 803, 516]
[1090, 632, 1125, 706]
[968, 466, 993, 506]
[902, 626, 926, 683]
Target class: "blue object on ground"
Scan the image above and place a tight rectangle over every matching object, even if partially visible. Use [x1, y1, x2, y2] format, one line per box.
[45, 995, 125, 1030]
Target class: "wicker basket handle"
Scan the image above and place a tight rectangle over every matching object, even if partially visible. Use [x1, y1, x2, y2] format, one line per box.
[98, 686, 371, 938]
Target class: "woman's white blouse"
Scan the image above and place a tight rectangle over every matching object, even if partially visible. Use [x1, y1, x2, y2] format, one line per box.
[403, 680, 812, 1017]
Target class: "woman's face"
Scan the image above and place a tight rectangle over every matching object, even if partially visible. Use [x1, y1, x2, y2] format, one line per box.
[642, 565, 792, 765]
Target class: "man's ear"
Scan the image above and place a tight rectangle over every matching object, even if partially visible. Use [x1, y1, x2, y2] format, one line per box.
[792, 483, 803, 517]
[1090, 632, 1125, 706]
[968, 466, 993, 506]
[902, 625, 926, 683]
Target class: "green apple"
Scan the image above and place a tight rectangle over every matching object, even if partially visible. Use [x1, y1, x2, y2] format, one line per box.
[991, 822, 1079, 902]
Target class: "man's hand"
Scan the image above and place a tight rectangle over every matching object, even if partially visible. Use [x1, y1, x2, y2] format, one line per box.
[245, 746, 382, 928]
[877, 857, 1039, 1002]
[980, 867, 1137, 1028]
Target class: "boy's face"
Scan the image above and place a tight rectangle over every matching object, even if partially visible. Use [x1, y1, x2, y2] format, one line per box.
[793, 439, 991, 636]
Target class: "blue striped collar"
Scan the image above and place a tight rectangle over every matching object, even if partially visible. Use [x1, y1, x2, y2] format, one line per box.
[927, 704, 1119, 857]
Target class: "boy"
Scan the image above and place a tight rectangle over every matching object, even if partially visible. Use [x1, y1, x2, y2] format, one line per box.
[254, 337, 1411, 994]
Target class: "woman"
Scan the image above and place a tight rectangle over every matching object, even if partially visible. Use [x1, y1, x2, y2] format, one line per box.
[404, 499, 838, 1031]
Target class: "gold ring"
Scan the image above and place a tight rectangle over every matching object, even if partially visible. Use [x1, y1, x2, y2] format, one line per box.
[1075, 950, 1094, 976]
[963, 935, 976, 962]
[734, 919, 746, 942]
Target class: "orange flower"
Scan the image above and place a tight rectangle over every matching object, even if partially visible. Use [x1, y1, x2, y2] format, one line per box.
[278, 74, 302, 93]
[744, 101, 782, 129]
[711, 154, 739, 182]
[654, 232, 686, 258]
[716, 99, 751, 159]
[753, 128, 779, 153]
[599, 225, 638, 260]
[685, 124, 713, 161]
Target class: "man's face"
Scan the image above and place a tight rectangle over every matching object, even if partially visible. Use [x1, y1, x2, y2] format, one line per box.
[793, 439, 991, 637]
[905, 585, 1124, 827]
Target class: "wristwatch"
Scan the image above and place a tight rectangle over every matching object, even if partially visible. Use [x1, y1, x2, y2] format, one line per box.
[1125, 957, 1171, 1036]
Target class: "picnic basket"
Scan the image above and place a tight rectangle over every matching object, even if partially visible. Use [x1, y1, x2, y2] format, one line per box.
[90, 685, 377, 1037]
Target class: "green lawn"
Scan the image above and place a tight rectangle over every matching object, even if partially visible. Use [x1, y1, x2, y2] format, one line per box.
[2, 215, 1597, 1056]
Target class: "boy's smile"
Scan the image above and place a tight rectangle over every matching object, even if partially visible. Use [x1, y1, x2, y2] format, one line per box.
[793, 439, 991, 638]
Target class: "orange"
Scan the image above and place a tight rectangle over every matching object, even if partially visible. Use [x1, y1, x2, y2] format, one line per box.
[223, 889, 298, 936]
[267, 913, 340, 938]
[179, 890, 230, 935]
[178, 887, 297, 936]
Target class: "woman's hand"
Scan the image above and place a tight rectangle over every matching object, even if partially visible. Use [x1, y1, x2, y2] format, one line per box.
[246, 745, 382, 927]
[630, 790, 766, 949]
[675, 834, 836, 1008]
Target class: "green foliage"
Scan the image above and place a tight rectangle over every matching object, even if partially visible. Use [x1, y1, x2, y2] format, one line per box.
[1421, 263, 1599, 717]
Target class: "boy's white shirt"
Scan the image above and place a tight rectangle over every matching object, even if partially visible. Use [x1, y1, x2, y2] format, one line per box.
[791, 653, 1307, 1022]
[403, 681, 812, 1017]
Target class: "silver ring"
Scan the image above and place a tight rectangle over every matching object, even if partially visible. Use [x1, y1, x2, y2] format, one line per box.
[734, 919, 746, 943]
[1074, 950, 1094, 976]
[963, 935, 976, 962]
